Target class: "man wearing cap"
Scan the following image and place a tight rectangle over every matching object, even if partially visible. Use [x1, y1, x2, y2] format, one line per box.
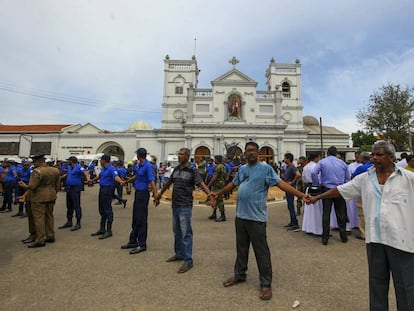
[121, 148, 157, 254]
[13, 160, 32, 217]
[58, 156, 90, 231]
[0, 159, 18, 213]
[89, 154, 125, 239]
[18, 154, 61, 248]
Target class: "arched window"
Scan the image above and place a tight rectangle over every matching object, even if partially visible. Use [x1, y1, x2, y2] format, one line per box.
[282, 82, 291, 98]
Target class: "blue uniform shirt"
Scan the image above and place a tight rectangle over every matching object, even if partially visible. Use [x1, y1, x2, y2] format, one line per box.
[17, 167, 32, 183]
[99, 164, 119, 186]
[206, 163, 216, 177]
[88, 163, 95, 174]
[134, 160, 155, 190]
[5, 165, 17, 182]
[66, 163, 86, 186]
[117, 167, 127, 179]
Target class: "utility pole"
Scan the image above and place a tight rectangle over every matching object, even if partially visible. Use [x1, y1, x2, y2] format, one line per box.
[320, 117, 324, 157]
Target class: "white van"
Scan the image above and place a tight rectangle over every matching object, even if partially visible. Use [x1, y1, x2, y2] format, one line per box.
[76, 153, 120, 174]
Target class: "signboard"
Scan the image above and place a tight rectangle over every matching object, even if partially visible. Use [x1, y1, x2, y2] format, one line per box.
[18, 134, 32, 158]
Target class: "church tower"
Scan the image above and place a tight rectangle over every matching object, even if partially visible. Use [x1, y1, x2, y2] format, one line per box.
[161, 55, 199, 129]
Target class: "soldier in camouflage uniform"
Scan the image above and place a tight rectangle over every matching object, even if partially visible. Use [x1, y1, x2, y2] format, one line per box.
[296, 156, 307, 216]
[207, 155, 227, 222]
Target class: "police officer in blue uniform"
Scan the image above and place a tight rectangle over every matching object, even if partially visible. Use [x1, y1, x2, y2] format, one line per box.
[89, 154, 125, 239]
[0, 159, 18, 213]
[58, 156, 90, 231]
[113, 160, 127, 207]
[121, 148, 157, 254]
[13, 160, 32, 217]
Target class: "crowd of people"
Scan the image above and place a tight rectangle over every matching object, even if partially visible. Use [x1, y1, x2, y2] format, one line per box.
[1, 141, 414, 308]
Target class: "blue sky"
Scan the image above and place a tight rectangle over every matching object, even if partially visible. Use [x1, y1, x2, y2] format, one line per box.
[1, 0, 414, 135]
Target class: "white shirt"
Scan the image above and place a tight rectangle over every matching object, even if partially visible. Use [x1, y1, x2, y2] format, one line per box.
[302, 161, 317, 184]
[348, 161, 362, 179]
[397, 158, 407, 168]
[337, 165, 414, 253]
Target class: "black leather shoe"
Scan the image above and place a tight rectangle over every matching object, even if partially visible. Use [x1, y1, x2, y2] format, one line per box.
[58, 222, 72, 229]
[99, 231, 112, 239]
[129, 246, 147, 254]
[28, 242, 46, 248]
[11, 213, 23, 217]
[340, 232, 348, 243]
[45, 237, 56, 243]
[91, 229, 105, 236]
[121, 242, 138, 249]
[21, 237, 36, 244]
[71, 224, 81, 231]
[322, 237, 329, 245]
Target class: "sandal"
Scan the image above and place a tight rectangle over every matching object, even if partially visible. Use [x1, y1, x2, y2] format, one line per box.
[259, 287, 272, 300]
[222, 276, 245, 287]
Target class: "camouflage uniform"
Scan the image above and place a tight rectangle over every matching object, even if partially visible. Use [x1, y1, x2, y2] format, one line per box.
[296, 164, 304, 215]
[212, 163, 226, 213]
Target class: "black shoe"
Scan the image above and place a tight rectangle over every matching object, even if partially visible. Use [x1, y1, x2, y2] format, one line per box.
[121, 242, 138, 249]
[0, 209, 11, 213]
[208, 213, 217, 220]
[340, 235, 348, 243]
[215, 215, 226, 222]
[122, 199, 127, 208]
[99, 231, 112, 239]
[45, 237, 56, 243]
[11, 213, 23, 217]
[355, 234, 365, 240]
[21, 237, 36, 244]
[322, 237, 329, 245]
[284, 222, 294, 228]
[287, 225, 300, 232]
[28, 242, 46, 248]
[129, 246, 147, 254]
[20, 213, 28, 218]
[177, 263, 193, 273]
[91, 229, 105, 236]
[71, 224, 81, 231]
[58, 222, 72, 229]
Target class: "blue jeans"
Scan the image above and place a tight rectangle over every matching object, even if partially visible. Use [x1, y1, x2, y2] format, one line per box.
[172, 207, 193, 264]
[286, 193, 298, 226]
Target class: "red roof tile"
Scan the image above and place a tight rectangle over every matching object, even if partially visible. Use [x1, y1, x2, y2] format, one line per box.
[0, 124, 72, 133]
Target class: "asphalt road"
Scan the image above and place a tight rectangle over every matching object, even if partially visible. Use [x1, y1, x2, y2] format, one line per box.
[0, 186, 397, 311]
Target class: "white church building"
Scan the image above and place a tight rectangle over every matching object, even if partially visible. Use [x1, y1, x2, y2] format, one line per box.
[0, 56, 352, 163]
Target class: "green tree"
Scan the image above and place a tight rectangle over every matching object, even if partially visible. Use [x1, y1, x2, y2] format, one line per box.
[357, 83, 414, 151]
[351, 130, 377, 151]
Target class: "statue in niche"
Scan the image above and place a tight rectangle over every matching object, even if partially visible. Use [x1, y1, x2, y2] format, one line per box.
[227, 94, 241, 119]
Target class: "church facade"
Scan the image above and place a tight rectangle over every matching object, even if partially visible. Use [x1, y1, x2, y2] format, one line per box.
[139, 55, 309, 163]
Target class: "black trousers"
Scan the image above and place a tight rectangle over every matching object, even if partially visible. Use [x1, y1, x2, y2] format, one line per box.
[99, 186, 113, 222]
[2, 181, 15, 209]
[66, 186, 82, 221]
[129, 190, 150, 247]
[235, 217, 272, 288]
[321, 186, 347, 239]
[367, 243, 414, 311]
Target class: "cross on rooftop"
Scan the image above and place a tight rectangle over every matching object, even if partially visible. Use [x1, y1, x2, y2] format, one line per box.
[229, 56, 239, 68]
